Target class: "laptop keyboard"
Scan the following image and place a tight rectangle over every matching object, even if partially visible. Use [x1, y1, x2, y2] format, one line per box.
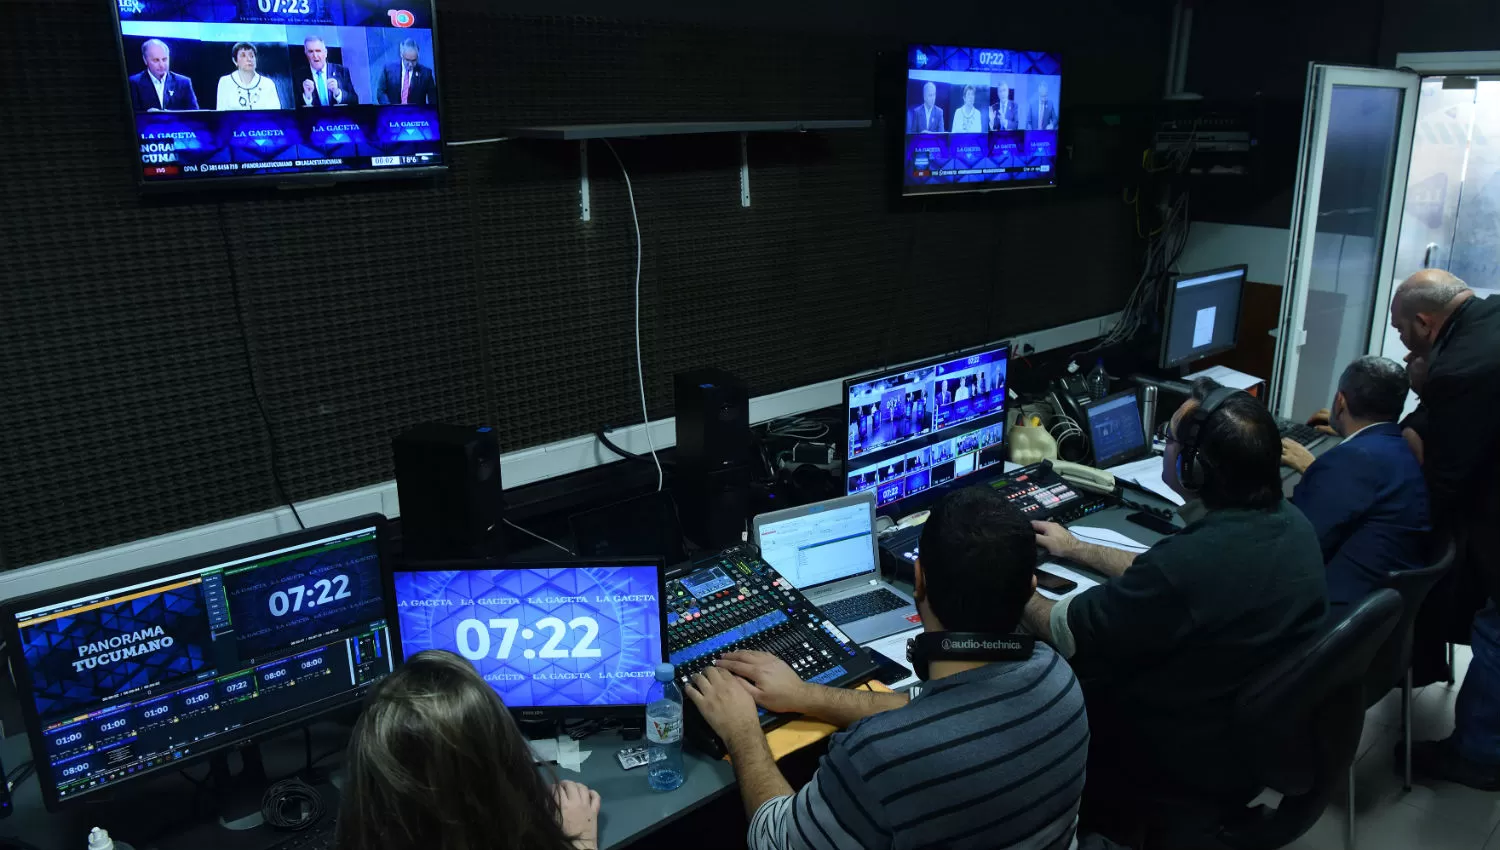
[820, 589, 911, 625]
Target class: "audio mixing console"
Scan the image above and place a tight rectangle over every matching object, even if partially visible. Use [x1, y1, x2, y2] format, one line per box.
[666, 545, 880, 754]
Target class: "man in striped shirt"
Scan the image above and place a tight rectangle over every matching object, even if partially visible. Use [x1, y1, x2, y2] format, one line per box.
[687, 486, 1090, 850]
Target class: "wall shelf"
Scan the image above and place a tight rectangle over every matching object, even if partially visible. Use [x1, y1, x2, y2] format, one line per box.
[500, 119, 871, 140]
[513, 119, 874, 221]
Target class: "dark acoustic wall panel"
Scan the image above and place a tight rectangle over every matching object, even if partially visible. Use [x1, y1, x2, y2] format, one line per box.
[0, 0, 1165, 568]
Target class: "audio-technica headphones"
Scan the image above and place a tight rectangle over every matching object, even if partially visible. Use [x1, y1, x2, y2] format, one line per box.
[907, 632, 1035, 681]
[1175, 386, 1245, 493]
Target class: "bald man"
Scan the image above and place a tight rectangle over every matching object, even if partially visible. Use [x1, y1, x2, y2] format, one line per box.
[1393, 270, 1500, 789]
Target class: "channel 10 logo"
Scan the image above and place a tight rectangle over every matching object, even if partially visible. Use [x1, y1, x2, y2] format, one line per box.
[388, 8, 415, 26]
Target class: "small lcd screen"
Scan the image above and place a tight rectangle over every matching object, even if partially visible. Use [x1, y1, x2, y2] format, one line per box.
[391, 565, 666, 709]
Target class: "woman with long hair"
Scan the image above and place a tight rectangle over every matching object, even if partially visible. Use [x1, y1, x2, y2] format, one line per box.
[336, 650, 600, 850]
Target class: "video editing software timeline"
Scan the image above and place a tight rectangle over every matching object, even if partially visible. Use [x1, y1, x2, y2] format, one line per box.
[114, 0, 444, 185]
[390, 564, 667, 711]
[903, 45, 1062, 195]
[7, 523, 393, 807]
[845, 345, 1009, 509]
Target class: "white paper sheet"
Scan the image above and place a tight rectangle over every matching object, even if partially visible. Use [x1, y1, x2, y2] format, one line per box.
[861, 627, 923, 691]
[1067, 526, 1150, 553]
[1183, 364, 1264, 392]
[1106, 456, 1186, 506]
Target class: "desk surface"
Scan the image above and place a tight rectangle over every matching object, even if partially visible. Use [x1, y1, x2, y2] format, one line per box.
[3, 448, 1335, 850]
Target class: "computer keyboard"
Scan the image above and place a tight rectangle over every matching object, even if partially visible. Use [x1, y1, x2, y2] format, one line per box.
[1276, 418, 1327, 447]
[267, 821, 336, 850]
[820, 589, 910, 624]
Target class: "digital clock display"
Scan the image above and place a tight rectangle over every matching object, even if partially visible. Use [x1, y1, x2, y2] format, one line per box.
[393, 566, 666, 709]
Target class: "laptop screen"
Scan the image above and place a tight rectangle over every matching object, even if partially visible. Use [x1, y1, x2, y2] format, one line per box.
[755, 502, 877, 591]
[1084, 390, 1147, 469]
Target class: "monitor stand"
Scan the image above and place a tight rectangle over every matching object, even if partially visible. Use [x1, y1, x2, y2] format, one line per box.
[210, 747, 270, 830]
[149, 744, 341, 850]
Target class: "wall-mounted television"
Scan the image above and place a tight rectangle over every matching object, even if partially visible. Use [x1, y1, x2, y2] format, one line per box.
[902, 44, 1061, 196]
[112, 0, 446, 190]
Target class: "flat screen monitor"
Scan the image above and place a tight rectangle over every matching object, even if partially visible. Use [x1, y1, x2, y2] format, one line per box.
[1160, 265, 1247, 369]
[2, 517, 395, 811]
[387, 561, 668, 719]
[1082, 389, 1149, 469]
[844, 343, 1009, 510]
[902, 45, 1061, 196]
[112, 0, 445, 189]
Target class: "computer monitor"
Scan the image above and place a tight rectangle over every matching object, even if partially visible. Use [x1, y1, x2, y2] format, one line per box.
[2, 517, 395, 811]
[1082, 389, 1150, 469]
[387, 560, 667, 720]
[1159, 265, 1247, 369]
[844, 343, 1009, 511]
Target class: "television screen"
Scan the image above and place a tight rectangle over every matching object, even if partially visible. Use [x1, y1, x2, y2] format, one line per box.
[844, 344, 1009, 510]
[113, 0, 445, 189]
[902, 45, 1061, 196]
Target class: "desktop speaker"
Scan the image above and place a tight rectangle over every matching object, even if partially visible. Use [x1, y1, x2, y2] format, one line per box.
[673, 369, 752, 548]
[674, 369, 750, 473]
[392, 423, 505, 561]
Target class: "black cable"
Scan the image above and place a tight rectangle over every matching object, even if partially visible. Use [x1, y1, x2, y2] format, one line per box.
[261, 777, 324, 831]
[595, 427, 676, 471]
[217, 202, 306, 530]
[5, 760, 33, 787]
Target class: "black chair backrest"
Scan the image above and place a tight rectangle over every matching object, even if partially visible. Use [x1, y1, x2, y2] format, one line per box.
[1364, 536, 1457, 703]
[1218, 590, 1402, 850]
[1234, 589, 1402, 794]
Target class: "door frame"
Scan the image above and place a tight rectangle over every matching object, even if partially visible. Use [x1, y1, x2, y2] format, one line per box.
[1271, 64, 1419, 418]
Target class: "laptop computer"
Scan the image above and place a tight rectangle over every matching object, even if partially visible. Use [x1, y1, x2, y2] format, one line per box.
[752, 492, 920, 644]
[1083, 389, 1153, 469]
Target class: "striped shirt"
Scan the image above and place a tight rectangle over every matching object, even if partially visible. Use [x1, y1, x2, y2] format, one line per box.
[749, 644, 1088, 850]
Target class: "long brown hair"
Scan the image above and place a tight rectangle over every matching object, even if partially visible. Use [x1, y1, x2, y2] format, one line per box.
[336, 650, 577, 850]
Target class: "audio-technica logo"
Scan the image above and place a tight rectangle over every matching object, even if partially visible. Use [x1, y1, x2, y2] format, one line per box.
[941, 637, 1023, 651]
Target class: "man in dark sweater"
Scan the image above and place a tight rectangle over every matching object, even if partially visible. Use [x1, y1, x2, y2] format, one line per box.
[689, 487, 1090, 850]
[1392, 271, 1500, 788]
[1022, 380, 1328, 837]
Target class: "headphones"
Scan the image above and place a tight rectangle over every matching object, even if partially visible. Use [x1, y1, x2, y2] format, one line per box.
[1175, 386, 1245, 493]
[907, 632, 1035, 680]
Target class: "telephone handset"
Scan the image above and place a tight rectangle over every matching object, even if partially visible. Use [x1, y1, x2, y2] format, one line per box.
[1050, 459, 1117, 496]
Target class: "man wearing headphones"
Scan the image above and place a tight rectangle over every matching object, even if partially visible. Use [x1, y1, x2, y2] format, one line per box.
[1022, 379, 1328, 838]
[688, 487, 1089, 850]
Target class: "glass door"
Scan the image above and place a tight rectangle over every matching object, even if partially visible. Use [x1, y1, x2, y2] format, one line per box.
[1271, 65, 1419, 419]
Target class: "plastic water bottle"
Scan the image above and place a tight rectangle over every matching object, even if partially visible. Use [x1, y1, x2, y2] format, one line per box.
[646, 663, 684, 792]
[1085, 359, 1110, 401]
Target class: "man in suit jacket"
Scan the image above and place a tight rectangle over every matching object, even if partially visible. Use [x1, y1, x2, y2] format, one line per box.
[1028, 81, 1058, 130]
[297, 35, 359, 108]
[990, 84, 1019, 131]
[906, 82, 944, 134]
[128, 39, 199, 111]
[1392, 270, 1500, 789]
[1282, 356, 1430, 607]
[376, 39, 437, 105]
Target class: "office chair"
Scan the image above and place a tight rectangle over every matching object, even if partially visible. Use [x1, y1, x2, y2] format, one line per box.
[1362, 536, 1457, 792]
[1215, 590, 1402, 850]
